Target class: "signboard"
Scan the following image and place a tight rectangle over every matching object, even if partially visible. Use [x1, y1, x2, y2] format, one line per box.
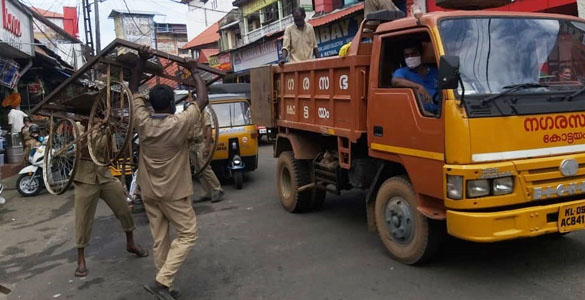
[315, 15, 362, 57]
[122, 15, 155, 47]
[233, 39, 280, 72]
[0, 0, 33, 57]
[209, 53, 232, 71]
[243, 0, 278, 16]
[0, 58, 20, 88]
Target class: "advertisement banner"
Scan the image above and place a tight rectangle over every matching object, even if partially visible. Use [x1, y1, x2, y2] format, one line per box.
[0, 0, 33, 57]
[233, 39, 280, 72]
[315, 15, 363, 57]
[210, 53, 233, 71]
[243, 0, 278, 16]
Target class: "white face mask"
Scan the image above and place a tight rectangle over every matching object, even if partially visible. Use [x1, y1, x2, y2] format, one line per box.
[405, 56, 422, 69]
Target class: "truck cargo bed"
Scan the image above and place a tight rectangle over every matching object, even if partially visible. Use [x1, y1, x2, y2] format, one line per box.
[252, 55, 371, 142]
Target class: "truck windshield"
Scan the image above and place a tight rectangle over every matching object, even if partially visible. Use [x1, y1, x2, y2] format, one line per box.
[439, 17, 585, 96]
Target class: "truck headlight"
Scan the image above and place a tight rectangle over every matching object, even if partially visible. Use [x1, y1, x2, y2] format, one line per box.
[493, 176, 514, 196]
[447, 175, 463, 200]
[467, 179, 490, 198]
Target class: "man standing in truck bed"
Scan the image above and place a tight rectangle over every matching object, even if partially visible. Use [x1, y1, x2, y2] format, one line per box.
[279, 8, 319, 66]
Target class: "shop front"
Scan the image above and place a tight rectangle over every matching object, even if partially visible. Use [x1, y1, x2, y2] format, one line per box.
[0, 0, 34, 96]
[0, 0, 34, 167]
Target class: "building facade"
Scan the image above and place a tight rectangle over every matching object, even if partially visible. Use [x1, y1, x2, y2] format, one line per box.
[155, 23, 190, 57]
[181, 0, 235, 40]
[30, 6, 85, 70]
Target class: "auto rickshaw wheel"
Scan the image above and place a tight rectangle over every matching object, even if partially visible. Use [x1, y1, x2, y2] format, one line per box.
[43, 117, 80, 195]
[88, 81, 134, 166]
[192, 105, 219, 177]
[233, 170, 243, 189]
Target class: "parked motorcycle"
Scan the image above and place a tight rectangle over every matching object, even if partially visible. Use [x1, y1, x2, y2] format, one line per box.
[17, 141, 45, 197]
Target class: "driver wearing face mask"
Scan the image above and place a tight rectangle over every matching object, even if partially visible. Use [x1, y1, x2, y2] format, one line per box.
[392, 42, 440, 114]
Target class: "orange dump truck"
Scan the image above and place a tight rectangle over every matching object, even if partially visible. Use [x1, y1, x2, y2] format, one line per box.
[251, 10, 585, 263]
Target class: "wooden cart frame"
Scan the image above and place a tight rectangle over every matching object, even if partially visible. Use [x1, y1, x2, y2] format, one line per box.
[31, 39, 225, 195]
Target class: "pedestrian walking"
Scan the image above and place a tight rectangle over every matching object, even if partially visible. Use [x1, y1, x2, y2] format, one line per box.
[73, 122, 148, 277]
[189, 105, 224, 202]
[134, 74, 208, 299]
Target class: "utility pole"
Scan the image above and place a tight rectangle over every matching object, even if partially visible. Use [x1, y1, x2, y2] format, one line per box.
[204, 8, 208, 27]
[95, 0, 101, 54]
[82, 0, 95, 55]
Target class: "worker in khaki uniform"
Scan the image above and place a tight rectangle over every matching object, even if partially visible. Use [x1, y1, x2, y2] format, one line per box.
[135, 78, 208, 300]
[73, 122, 148, 277]
[279, 8, 319, 66]
[189, 107, 224, 202]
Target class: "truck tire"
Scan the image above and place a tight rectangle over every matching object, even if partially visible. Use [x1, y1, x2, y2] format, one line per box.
[374, 176, 443, 264]
[276, 151, 313, 213]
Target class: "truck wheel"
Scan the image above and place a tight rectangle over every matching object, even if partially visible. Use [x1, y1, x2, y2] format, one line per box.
[277, 151, 312, 213]
[374, 176, 443, 264]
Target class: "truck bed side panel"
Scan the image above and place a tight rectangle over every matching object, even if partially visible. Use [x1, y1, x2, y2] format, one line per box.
[276, 55, 370, 142]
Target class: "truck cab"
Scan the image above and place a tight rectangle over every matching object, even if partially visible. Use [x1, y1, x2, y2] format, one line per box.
[252, 10, 585, 264]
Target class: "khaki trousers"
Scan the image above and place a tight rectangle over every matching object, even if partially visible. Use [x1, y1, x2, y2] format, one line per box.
[191, 144, 222, 198]
[143, 197, 198, 288]
[74, 181, 136, 248]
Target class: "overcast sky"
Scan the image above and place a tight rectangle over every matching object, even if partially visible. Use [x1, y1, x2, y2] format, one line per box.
[23, 0, 198, 48]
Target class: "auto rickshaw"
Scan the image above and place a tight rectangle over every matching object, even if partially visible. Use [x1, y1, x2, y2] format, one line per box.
[209, 94, 258, 189]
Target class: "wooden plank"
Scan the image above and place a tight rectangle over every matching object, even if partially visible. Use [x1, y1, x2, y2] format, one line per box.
[250, 66, 275, 128]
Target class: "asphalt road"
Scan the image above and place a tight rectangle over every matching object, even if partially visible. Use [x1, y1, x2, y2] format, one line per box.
[2, 143, 585, 300]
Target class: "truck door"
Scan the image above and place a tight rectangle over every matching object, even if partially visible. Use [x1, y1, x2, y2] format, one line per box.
[368, 30, 445, 199]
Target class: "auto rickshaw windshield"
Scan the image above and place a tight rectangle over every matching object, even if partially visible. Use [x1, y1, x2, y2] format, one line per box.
[211, 101, 252, 128]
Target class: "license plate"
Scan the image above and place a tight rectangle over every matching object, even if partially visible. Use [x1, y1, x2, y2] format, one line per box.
[259, 129, 267, 134]
[558, 202, 585, 233]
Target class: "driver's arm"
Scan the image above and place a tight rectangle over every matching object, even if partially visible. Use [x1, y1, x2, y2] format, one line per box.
[391, 77, 431, 102]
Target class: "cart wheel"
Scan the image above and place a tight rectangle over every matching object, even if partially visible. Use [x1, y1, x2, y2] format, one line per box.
[43, 118, 80, 195]
[192, 106, 220, 177]
[88, 81, 134, 166]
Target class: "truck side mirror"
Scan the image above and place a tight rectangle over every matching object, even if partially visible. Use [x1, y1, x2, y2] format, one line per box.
[439, 55, 460, 89]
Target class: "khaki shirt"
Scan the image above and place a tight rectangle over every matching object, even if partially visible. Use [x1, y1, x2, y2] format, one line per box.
[282, 23, 318, 63]
[364, 0, 399, 17]
[74, 123, 116, 184]
[134, 96, 201, 201]
[190, 110, 211, 144]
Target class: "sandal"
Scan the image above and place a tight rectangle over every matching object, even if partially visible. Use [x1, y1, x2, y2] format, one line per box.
[74, 267, 87, 277]
[127, 246, 149, 257]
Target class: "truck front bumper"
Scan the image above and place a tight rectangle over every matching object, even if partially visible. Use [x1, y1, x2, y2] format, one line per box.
[447, 199, 585, 242]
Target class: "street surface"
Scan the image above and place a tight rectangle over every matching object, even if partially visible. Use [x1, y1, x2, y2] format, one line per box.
[2, 144, 585, 299]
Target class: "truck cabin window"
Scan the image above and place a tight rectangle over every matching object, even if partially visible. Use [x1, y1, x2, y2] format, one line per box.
[439, 17, 585, 117]
[379, 33, 440, 117]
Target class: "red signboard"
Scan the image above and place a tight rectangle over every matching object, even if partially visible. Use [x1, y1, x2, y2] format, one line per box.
[2, 0, 21, 37]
